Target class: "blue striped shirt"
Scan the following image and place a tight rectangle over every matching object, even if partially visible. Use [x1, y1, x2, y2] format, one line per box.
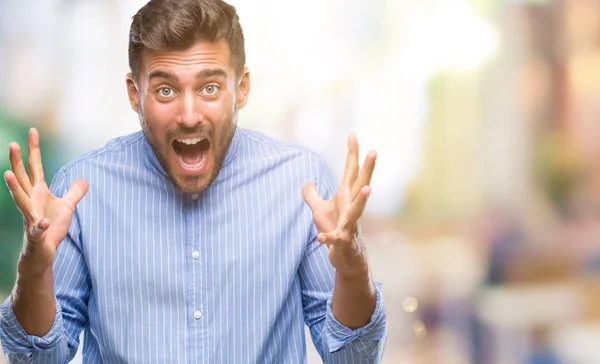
[1, 128, 386, 363]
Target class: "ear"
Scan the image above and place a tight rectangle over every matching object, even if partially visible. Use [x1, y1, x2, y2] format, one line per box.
[126, 73, 140, 113]
[236, 67, 251, 109]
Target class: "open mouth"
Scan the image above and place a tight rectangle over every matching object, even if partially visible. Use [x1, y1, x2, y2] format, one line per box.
[172, 137, 210, 172]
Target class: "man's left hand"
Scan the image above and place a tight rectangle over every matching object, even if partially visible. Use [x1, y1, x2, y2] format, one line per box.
[302, 133, 376, 277]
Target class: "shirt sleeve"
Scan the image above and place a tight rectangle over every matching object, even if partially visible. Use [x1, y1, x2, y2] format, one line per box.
[322, 282, 387, 360]
[0, 169, 91, 363]
[0, 296, 69, 363]
[299, 157, 387, 363]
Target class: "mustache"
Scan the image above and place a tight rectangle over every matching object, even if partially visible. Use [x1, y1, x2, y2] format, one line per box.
[166, 126, 211, 140]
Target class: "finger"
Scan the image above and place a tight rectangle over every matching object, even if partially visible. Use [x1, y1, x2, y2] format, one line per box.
[346, 185, 371, 225]
[62, 179, 89, 210]
[4, 170, 35, 222]
[317, 232, 329, 244]
[302, 182, 323, 212]
[351, 150, 377, 200]
[8, 142, 32, 195]
[341, 133, 359, 190]
[28, 127, 45, 185]
[318, 229, 348, 245]
[27, 218, 50, 241]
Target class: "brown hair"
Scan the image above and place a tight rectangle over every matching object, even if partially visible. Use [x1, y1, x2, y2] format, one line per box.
[128, 0, 245, 80]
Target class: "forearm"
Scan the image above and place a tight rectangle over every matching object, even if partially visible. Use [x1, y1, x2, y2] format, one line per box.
[12, 263, 56, 337]
[331, 261, 376, 329]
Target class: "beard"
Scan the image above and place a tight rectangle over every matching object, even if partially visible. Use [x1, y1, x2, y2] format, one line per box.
[138, 105, 238, 194]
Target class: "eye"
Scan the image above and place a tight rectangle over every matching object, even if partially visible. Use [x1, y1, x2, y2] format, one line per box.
[202, 85, 220, 96]
[158, 87, 174, 97]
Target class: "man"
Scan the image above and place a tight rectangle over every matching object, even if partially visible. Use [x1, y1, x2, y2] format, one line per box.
[0, 0, 387, 362]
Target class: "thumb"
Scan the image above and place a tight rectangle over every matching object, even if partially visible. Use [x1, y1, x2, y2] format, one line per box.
[302, 182, 323, 212]
[27, 218, 50, 242]
[63, 179, 89, 210]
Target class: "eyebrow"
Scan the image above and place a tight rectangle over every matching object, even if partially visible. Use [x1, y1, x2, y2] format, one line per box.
[198, 68, 228, 79]
[147, 68, 227, 83]
[148, 70, 179, 82]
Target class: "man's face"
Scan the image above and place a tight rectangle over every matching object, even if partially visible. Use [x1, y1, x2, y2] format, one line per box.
[126, 40, 250, 194]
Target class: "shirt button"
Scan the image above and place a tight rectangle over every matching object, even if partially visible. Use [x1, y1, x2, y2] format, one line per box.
[191, 193, 199, 200]
[191, 251, 200, 260]
[194, 311, 202, 319]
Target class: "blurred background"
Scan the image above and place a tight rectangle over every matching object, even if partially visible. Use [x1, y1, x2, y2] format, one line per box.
[2, 0, 600, 362]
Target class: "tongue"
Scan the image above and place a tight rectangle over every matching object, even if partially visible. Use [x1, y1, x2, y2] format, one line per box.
[179, 143, 204, 165]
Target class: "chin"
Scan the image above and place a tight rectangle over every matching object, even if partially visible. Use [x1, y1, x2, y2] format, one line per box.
[172, 173, 213, 194]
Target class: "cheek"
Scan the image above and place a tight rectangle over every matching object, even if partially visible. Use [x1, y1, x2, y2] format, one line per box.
[207, 97, 235, 123]
[209, 107, 231, 125]
[144, 102, 176, 131]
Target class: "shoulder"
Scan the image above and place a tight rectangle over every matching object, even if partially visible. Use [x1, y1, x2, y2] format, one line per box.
[233, 128, 338, 194]
[235, 127, 327, 168]
[51, 131, 145, 183]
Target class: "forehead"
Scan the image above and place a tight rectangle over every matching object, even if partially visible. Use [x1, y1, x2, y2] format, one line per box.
[141, 40, 232, 79]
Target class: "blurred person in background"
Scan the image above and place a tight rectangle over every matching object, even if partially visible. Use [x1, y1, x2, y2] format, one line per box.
[0, 0, 387, 363]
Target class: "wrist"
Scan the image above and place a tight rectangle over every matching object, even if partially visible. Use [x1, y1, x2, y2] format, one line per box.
[334, 256, 371, 280]
[331, 235, 370, 272]
[18, 236, 55, 279]
[17, 257, 53, 284]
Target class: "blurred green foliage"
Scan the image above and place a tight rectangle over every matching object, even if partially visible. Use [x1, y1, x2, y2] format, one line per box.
[0, 107, 64, 295]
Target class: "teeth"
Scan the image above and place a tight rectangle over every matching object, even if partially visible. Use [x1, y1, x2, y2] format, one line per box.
[176, 137, 205, 145]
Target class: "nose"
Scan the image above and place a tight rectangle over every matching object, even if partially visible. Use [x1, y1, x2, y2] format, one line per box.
[176, 92, 204, 128]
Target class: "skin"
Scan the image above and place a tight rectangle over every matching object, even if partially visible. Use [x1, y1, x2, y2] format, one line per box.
[4, 40, 377, 337]
[4, 129, 88, 336]
[127, 40, 251, 194]
[303, 134, 378, 328]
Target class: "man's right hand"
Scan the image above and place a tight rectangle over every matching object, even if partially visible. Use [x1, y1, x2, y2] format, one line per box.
[4, 127, 88, 277]
[3, 128, 88, 336]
